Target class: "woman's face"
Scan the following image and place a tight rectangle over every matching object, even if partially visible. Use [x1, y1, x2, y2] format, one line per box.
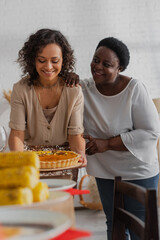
[35, 43, 63, 84]
[90, 46, 122, 85]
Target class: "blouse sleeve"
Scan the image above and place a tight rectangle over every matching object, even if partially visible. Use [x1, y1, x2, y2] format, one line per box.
[67, 86, 84, 135]
[9, 83, 26, 131]
[120, 81, 160, 164]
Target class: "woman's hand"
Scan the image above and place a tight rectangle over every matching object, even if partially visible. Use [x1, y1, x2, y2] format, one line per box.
[84, 135, 128, 155]
[84, 135, 108, 155]
[65, 72, 80, 87]
[78, 152, 87, 167]
[68, 134, 87, 167]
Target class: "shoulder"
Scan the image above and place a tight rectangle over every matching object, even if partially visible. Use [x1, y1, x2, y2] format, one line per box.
[80, 78, 94, 91]
[12, 77, 33, 101]
[65, 84, 83, 96]
[127, 78, 148, 93]
[132, 78, 148, 90]
[13, 77, 32, 93]
[13, 77, 30, 89]
[128, 78, 151, 101]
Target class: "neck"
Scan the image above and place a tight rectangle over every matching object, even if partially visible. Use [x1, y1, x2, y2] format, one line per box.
[38, 79, 59, 89]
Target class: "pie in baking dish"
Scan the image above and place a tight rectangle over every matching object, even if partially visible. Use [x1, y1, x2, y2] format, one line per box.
[36, 150, 81, 169]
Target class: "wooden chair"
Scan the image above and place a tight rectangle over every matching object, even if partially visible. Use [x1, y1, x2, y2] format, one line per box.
[153, 98, 160, 207]
[112, 176, 159, 240]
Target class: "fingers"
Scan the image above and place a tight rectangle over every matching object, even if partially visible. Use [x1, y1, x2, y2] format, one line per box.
[65, 79, 74, 87]
[80, 156, 87, 168]
[78, 154, 87, 167]
[75, 75, 80, 86]
[86, 143, 97, 155]
[65, 72, 80, 87]
[83, 135, 93, 141]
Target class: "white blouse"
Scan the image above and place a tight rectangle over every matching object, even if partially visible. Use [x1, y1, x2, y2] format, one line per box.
[81, 78, 160, 180]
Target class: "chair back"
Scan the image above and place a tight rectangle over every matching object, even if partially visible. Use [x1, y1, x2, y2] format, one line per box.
[112, 176, 159, 240]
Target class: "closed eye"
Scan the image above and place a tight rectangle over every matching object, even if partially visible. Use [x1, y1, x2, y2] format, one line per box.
[93, 57, 99, 63]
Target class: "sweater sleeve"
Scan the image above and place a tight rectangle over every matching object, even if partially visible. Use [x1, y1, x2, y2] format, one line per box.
[9, 83, 26, 131]
[120, 81, 160, 164]
[67, 86, 84, 135]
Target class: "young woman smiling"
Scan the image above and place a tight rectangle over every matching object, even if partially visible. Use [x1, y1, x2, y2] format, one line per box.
[8, 28, 87, 167]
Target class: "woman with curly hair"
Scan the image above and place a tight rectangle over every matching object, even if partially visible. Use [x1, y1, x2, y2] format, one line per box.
[8, 28, 87, 166]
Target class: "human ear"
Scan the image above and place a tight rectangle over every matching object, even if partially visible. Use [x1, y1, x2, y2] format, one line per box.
[118, 66, 124, 72]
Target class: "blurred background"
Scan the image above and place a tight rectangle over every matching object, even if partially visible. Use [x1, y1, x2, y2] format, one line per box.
[0, 0, 160, 133]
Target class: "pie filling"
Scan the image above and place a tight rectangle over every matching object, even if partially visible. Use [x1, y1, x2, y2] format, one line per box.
[35, 150, 81, 169]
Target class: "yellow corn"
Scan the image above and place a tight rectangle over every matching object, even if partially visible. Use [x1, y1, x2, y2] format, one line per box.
[32, 182, 49, 202]
[0, 166, 39, 189]
[0, 152, 40, 169]
[0, 187, 33, 206]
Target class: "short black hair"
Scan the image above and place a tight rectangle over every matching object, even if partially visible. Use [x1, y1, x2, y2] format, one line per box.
[96, 37, 130, 71]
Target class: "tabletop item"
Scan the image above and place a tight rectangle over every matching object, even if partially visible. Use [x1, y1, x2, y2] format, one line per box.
[0, 152, 40, 168]
[64, 188, 90, 196]
[52, 228, 91, 240]
[41, 179, 76, 191]
[2, 191, 75, 228]
[0, 209, 71, 240]
[0, 126, 7, 152]
[37, 150, 81, 169]
[0, 191, 70, 209]
[79, 174, 103, 210]
[0, 152, 49, 206]
[40, 162, 82, 172]
[25, 145, 81, 183]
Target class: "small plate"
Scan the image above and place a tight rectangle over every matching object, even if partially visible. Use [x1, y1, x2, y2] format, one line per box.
[0, 209, 71, 239]
[0, 191, 70, 209]
[41, 179, 76, 191]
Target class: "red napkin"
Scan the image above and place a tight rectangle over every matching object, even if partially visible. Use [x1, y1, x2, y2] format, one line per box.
[0, 225, 5, 240]
[49, 228, 91, 240]
[63, 188, 90, 195]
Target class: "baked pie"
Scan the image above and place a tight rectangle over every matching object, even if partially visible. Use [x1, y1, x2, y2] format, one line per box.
[36, 150, 81, 169]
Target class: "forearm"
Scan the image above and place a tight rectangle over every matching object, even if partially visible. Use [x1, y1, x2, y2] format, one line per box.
[8, 129, 24, 151]
[107, 135, 128, 151]
[85, 135, 128, 155]
[68, 134, 86, 154]
[68, 134, 87, 167]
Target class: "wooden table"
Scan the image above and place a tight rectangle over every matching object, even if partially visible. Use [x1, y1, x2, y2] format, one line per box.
[40, 163, 82, 185]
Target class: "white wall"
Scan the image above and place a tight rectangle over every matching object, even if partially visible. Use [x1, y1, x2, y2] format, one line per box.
[1, 0, 160, 132]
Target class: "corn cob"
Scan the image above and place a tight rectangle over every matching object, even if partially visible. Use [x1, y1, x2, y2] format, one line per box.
[32, 182, 49, 202]
[0, 187, 33, 206]
[0, 166, 39, 189]
[0, 152, 40, 169]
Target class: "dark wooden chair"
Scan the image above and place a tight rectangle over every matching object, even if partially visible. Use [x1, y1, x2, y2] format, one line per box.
[112, 176, 159, 240]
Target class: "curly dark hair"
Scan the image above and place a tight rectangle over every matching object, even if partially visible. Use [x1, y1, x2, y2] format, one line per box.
[17, 28, 75, 85]
[96, 37, 130, 71]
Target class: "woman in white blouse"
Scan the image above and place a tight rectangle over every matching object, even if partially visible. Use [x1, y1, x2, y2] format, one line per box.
[68, 37, 160, 240]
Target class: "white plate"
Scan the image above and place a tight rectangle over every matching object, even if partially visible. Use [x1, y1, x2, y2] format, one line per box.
[0, 191, 70, 209]
[41, 179, 76, 191]
[0, 209, 71, 240]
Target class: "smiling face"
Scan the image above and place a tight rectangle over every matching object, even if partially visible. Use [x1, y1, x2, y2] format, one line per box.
[91, 46, 122, 86]
[35, 43, 63, 85]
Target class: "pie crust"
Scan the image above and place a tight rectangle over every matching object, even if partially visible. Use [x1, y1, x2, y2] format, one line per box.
[36, 150, 81, 169]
